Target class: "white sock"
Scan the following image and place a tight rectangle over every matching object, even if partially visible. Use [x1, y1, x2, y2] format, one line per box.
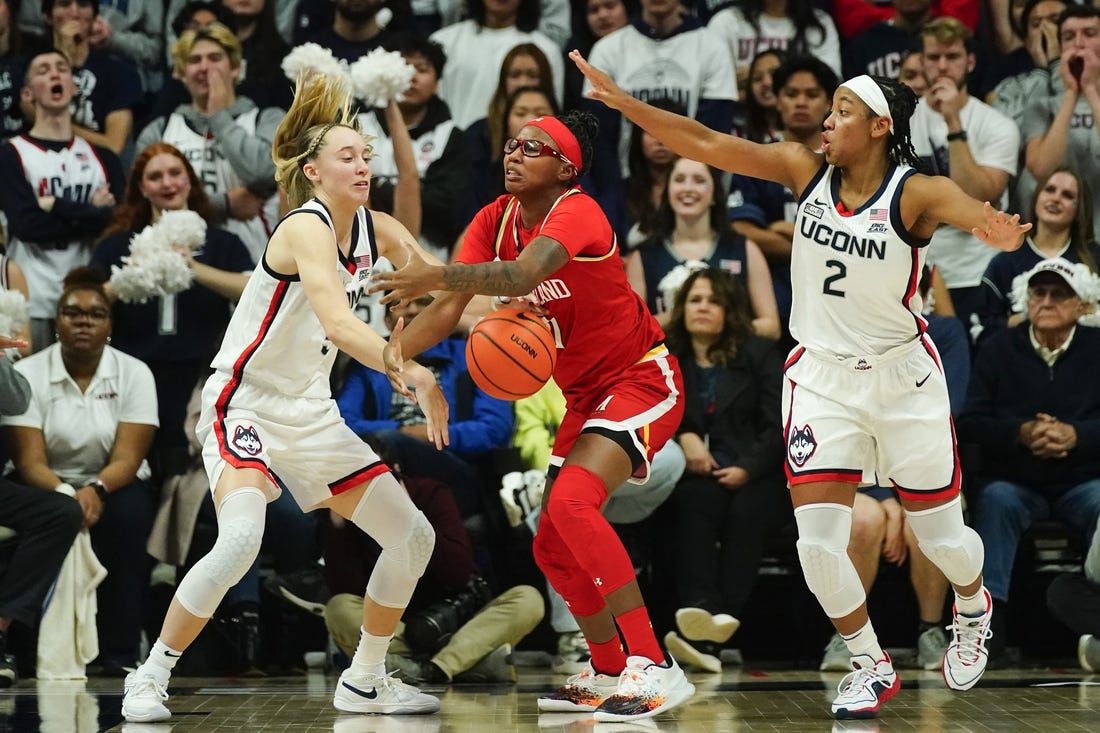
[955, 587, 990, 617]
[139, 639, 182, 684]
[351, 627, 390, 676]
[842, 620, 885, 662]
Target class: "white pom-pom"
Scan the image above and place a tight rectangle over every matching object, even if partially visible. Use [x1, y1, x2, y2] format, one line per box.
[109, 216, 199, 302]
[143, 245, 193, 295]
[349, 48, 414, 108]
[0, 288, 28, 339]
[656, 260, 709, 306]
[110, 261, 160, 304]
[156, 210, 207, 252]
[282, 43, 347, 84]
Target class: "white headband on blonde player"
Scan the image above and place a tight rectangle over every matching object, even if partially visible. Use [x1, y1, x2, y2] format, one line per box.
[842, 75, 894, 134]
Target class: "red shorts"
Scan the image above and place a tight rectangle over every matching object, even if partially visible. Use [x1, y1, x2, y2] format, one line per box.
[551, 346, 684, 484]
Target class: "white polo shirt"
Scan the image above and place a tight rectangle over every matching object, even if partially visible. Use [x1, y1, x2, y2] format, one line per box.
[1, 344, 159, 487]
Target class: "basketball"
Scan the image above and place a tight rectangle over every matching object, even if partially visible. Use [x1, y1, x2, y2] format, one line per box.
[465, 309, 557, 400]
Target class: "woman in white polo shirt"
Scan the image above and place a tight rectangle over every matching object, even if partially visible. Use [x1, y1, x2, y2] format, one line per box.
[0, 266, 159, 676]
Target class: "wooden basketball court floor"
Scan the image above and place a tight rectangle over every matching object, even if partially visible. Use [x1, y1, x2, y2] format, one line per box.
[2, 663, 1098, 732]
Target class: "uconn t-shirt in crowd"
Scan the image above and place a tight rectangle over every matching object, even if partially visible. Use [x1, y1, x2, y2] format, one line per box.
[0, 135, 124, 318]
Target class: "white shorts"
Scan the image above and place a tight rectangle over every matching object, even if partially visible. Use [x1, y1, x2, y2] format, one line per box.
[781, 335, 961, 501]
[198, 374, 389, 510]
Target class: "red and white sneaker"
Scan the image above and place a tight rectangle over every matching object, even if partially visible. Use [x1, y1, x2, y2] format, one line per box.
[538, 661, 619, 712]
[593, 655, 695, 721]
[831, 653, 900, 720]
[943, 587, 993, 691]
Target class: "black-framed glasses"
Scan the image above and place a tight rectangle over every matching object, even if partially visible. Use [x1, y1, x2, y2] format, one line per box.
[58, 306, 110, 322]
[503, 137, 576, 168]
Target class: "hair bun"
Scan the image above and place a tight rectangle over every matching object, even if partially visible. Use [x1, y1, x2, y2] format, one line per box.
[63, 265, 107, 290]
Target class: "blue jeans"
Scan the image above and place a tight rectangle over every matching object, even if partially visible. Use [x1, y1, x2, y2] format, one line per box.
[974, 478, 1100, 600]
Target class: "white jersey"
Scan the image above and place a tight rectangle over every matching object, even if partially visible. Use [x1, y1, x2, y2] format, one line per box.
[585, 22, 737, 174]
[209, 199, 378, 400]
[6, 135, 110, 318]
[708, 6, 842, 79]
[790, 163, 930, 358]
[162, 109, 279, 263]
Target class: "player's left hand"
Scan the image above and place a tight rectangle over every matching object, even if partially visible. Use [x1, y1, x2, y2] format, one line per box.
[972, 201, 1030, 251]
[570, 50, 630, 111]
[370, 241, 440, 307]
[382, 316, 411, 396]
[405, 362, 450, 449]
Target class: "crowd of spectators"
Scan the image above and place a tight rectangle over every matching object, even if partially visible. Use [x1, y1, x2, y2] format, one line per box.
[0, 0, 1099, 687]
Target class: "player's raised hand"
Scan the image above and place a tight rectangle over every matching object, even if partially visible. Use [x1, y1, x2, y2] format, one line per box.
[370, 241, 440, 306]
[972, 201, 1030, 252]
[569, 50, 630, 110]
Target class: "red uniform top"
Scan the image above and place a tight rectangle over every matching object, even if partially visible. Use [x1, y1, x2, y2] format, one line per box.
[457, 188, 666, 412]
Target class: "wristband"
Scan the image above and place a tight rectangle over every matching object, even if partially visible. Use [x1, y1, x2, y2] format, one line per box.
[946, 130, 967, 142]
[55, 482, 76, 497]
[90, 478, 110, 502]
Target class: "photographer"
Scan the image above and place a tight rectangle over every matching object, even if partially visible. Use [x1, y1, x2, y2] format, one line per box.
[322, 444, 544, 683]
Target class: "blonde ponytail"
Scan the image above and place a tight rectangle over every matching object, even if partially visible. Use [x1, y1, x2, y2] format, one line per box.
[272, 72, 371, 208]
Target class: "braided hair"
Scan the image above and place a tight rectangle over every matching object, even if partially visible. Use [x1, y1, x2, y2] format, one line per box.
[559, 110, 599, 179]
[870, 76, 922, 170]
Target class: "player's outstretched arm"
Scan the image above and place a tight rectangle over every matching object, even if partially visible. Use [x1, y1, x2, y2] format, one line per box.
[908, 175, 1030, 252]
[570, 50, 815, 193]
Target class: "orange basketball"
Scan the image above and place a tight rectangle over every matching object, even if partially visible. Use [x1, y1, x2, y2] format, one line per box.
[466, 309, 557, 400]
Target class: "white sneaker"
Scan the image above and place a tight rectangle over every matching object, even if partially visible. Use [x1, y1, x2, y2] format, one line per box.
[820, 633, 852, 672]
[122, 671, 170, 723]
[831, 653, 900, 720]
[1079, 634, 1100, 673]
[663, 630, 721, 673]
[333, 667, 440, 714]
[674, 607, 739, 643]
[917, 625, 948, 671]
[943, 588, 993, 691]
[593, 654, 695, 721]
[538, 661, 619, 712]
[551, 630, 591, 675]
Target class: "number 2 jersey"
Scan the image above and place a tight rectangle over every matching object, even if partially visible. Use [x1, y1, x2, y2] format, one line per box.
[457, 188, 666, 412]
[790, 163, 932, 358]
[210, 199, 378, 400]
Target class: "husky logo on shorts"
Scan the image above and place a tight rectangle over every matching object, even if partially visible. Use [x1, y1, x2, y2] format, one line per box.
[788, 425, 818, 467]
[232, 425, 263, 456]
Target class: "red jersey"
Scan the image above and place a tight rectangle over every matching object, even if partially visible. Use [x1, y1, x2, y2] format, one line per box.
[457, 188, 666, 412]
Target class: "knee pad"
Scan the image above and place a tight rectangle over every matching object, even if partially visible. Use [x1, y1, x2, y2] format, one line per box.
[794, 503, 866, 619]
[352, 474, 436, 608]
[176, 487, 266, 618]
[545, 465, 608, 527]
[907, 496, 984, 587]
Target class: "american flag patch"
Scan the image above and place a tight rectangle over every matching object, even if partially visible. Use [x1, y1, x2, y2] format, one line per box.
[869, 208, 888, 221]
[353, 253, 373, 272]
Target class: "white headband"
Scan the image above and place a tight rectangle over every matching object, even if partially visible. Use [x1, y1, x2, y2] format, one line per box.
[842, 75, 894, 133]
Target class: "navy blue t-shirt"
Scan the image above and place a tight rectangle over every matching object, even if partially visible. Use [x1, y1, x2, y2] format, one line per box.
[91, 226, 254, 363]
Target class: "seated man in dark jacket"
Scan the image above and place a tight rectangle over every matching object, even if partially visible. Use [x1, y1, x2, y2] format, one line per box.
[957, 257, 1100, 663]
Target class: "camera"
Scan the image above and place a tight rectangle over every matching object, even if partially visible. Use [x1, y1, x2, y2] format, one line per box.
[403, 575, 493, 653]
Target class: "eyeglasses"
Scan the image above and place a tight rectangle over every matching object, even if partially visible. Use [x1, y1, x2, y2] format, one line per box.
[58, 306, 110, 322]
[503, 137, 576, 168]
[1027, 285, 1076, 303]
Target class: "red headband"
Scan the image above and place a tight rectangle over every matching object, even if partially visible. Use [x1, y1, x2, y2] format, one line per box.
[526, 116, 583, 172]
